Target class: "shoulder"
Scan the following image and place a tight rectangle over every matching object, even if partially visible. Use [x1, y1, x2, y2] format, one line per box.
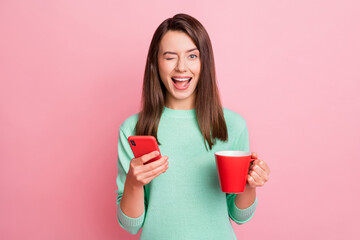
[222, 107, 247, 133]
[119, 112, 139, 135]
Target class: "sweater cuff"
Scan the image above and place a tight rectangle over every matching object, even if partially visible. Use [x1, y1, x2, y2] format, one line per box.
[117, 203, 145, 234]
[229, 196, 257, 224]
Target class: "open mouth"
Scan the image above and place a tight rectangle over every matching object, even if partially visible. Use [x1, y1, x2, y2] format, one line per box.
[171, 77, 192, 89]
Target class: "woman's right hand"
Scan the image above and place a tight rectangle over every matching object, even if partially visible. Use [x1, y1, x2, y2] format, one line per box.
[125, 151, 169, 189]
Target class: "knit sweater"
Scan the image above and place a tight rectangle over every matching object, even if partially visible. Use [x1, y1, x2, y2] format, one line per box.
[115, 106, 257, 240]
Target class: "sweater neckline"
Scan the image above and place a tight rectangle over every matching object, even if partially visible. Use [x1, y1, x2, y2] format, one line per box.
[162, 106, 196, 118]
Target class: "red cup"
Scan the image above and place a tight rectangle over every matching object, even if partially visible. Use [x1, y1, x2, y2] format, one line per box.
[215, 151, 254, 193]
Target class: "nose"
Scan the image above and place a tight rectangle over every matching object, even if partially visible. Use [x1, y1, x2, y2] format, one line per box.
[175, 57, 186, 72]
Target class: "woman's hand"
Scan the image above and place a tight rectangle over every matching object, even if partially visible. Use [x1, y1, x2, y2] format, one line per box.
[125, 151, 169, 189]
[247, 152, 270, 189]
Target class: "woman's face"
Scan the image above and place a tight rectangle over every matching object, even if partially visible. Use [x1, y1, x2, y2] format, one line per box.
[157, 30, 201, 109]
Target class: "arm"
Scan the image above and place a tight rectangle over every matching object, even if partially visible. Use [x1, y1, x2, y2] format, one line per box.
[235, 185, 256, 209]
[120, 181, 145, 218]
[116, 127, 146, 234]
[227, 192, 258, 225]
[227, 121, 258, 224]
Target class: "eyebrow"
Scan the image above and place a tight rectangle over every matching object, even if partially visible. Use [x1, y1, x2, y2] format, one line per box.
[163, 48, 199, 56]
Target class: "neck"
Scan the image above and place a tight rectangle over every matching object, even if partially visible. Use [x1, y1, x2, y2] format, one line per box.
[165, 94, 195, 110]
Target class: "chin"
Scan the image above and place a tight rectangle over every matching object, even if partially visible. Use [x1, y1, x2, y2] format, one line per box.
[172, 91, 195, 100]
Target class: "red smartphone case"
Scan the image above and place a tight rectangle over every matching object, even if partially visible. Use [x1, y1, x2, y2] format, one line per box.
[128, 135, 162, 165]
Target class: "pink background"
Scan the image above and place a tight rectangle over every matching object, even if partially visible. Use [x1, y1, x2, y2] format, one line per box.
[1, 0, 359, 239]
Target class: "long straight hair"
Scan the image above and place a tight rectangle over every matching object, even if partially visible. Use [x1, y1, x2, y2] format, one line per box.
[135, 13, 228, 151]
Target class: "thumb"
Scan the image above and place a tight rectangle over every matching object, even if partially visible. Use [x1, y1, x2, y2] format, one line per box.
[251, 152, 258, 159]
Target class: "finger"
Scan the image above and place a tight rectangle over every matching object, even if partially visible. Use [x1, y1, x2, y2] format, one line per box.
[248, 162, 254, 171]
[257, 160, 270, 174]
[251, 164, 266, 178]
[140, 160, 169, 179]
[249, 160, 260, 170]
[141, 163, 169, 184]
[249, 169, 263, 185]
[249, 155, 257, 168]
[247, 175, 257, 188]
[252, 159, 262, 165]
[261, 160, 271, 175]
[138, 156, 168, 174]
[251, 159, 264, 170]
[138, 151, 160, 164]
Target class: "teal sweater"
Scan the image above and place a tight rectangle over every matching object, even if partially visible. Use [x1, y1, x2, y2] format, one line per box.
[116, 107, 257, 240]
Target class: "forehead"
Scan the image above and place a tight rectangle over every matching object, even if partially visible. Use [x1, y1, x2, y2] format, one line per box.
[159, 30, 197, 52]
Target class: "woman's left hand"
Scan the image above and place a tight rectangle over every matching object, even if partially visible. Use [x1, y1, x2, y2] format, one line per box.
[247, 152, 271, 188]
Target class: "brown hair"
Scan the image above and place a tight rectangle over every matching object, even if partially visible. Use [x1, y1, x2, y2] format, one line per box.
[135, 13, 228, 151]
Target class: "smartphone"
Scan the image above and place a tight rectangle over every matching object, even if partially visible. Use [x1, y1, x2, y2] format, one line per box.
[128, 135, 162, 165]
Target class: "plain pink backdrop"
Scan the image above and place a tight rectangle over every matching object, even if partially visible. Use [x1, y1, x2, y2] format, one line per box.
[1, 0, 359, 239]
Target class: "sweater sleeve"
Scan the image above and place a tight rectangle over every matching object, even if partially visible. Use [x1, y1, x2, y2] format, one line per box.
[227, 122, 258, 224]
[115, 127, 145, 234]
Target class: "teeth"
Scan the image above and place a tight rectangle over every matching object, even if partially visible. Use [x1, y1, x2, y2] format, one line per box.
[172, 77, 191, 82]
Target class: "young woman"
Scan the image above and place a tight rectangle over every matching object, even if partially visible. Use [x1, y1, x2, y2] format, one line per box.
[116, 13, 271, 239]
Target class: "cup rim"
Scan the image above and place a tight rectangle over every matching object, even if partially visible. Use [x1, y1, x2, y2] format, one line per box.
[215, 150, 251, 157]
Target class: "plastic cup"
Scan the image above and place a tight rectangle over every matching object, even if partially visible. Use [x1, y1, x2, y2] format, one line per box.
[215, 150, 254, 193]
